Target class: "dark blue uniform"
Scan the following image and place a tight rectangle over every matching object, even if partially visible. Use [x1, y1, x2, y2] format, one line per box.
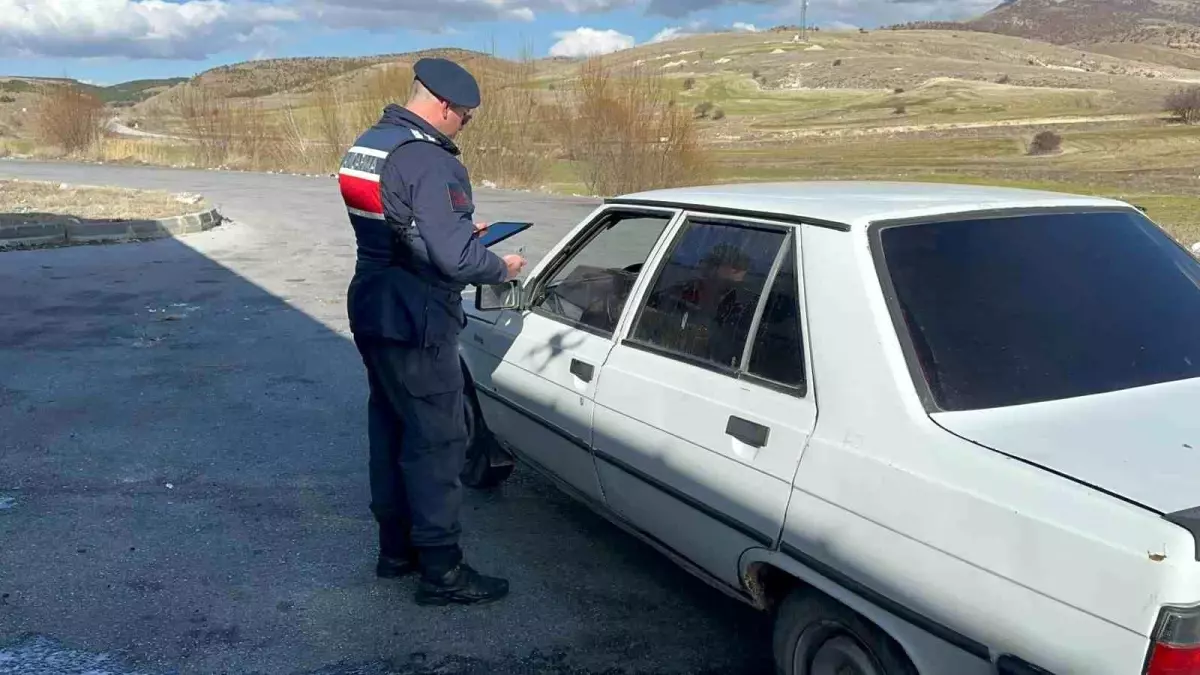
[339, 101, 507, 582]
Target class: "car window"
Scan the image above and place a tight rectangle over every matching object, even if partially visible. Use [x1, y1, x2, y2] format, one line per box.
[630, 217, 788, 372]
[533, 210, 673, 336]
[746, 241, 806, 390]
[877, 209, 1200, 411]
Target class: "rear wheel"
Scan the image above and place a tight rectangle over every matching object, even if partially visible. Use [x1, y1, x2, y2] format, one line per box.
[460, 379, 515, 489]
[773, 588, 916, 675]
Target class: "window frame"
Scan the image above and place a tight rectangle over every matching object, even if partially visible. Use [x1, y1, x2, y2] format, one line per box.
[525, 204, 681, 340]
[866, 204, 1189, 414]
[620, 210, 811, 398]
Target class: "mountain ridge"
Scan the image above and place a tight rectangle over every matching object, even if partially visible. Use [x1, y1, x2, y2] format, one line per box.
[892, 0, 1200, 49]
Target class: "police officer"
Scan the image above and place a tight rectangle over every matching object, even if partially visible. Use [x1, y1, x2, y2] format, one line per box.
[338, 57, 525, 606]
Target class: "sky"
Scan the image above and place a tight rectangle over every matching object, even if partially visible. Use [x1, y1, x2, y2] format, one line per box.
[0, 0, 1002, 85]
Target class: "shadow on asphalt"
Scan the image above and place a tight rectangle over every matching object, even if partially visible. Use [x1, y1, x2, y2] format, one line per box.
[0, 222, 774, 675]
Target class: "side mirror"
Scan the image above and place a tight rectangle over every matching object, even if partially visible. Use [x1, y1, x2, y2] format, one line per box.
[474, 280, 522, 311]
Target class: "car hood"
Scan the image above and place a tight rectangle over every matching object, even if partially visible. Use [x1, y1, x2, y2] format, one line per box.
[930, 377, 1200, 515]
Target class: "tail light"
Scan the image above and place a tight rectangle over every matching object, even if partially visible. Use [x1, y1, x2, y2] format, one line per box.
[1145, 604, 1200, 675]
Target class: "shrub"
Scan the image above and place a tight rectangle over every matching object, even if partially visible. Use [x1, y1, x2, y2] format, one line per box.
[893, 105, 907, 115]
[1165, 85, 1200, 124]
[832, 59, 843, 66]
[996, 74, 1011, 84]
[712, 107, 726, 120]
[683, 77, 696, 90]
[34, 83, 106, 153]
[549, 58, 711, 196]
[1028, 130, 1062, 155]
[894, 87, 905, 94]
[693, 101, 714, 118]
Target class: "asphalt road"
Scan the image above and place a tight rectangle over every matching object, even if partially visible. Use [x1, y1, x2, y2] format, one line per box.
[0, 160, 775, 675]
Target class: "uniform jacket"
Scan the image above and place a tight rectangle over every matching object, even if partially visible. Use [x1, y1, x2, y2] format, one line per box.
[339, 104, 507, 347]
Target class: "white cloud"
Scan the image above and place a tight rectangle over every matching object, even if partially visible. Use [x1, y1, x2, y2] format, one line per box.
[548, 27, 635, 57]
[649, 19, 758, 43]
[650, 26, 688, 43]
[0, 0, 301, 59]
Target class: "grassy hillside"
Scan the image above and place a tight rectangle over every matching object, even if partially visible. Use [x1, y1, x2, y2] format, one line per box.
[0, 76, 185, 104]
[3, 29, 1199, 244]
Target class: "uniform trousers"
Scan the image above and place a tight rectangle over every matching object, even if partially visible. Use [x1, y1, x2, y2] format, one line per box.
[353, 333, 467, 576]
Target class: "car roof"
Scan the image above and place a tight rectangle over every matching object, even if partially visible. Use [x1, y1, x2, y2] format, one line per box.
[608, 181, 1134, 229]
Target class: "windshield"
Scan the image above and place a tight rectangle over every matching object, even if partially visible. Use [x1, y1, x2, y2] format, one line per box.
[875, 208, 1200, 411]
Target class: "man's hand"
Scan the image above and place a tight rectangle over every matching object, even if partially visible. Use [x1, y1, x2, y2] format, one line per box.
[502, 254, 526, 281]
[474, 222, 489, 235]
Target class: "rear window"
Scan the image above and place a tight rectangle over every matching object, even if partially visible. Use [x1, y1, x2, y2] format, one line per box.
[876, 209, 1200, 411]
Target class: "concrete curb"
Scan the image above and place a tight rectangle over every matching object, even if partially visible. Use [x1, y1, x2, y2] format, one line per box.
[0, 207, 224, 250]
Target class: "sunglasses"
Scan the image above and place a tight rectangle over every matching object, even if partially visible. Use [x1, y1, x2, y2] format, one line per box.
[443, 99, 474, 123]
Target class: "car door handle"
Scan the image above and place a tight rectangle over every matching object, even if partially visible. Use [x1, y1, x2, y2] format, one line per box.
[570, 358, 594, 382]
[726, 416, 769, 447]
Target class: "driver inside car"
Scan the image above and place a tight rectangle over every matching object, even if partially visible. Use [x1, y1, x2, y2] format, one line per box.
[640, 243, 758, 367]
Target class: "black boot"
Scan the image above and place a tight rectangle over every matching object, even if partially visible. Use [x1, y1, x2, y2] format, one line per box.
[415, 563, 509, 606]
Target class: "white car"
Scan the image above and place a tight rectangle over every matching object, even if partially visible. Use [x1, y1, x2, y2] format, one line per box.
[455, 181, 1200, 675]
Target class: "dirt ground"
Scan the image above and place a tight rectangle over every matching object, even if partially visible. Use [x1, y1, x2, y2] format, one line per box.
[0, 178, 208, 224]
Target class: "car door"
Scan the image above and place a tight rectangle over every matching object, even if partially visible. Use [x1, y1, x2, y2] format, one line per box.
[591, 212, 817, 588]
[473, 205, 680, 504]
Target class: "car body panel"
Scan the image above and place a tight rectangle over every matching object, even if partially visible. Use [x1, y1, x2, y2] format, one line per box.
[592, 340, 817, 588]
[475, 308, 612, 502]
[930, 377, 1200, 515]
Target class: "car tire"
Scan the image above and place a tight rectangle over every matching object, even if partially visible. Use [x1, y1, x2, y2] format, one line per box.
[460, 380, 515, 490]
[773, 587, 916, 675]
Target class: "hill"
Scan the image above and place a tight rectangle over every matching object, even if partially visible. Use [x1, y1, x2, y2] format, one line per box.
[134, 28, 1200, 117]
[90, 78, 187, 106]
[3, 29, 1200, 246]
[974, 0, 1200, 48]
[0, 76, 185, 105]
[893, 0, 1200, 50]
[136, 47, 501, 107]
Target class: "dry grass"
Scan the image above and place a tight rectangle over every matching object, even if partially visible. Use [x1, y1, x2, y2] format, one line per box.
[81, 48, 712, 194]
[0, 179, 209, 222]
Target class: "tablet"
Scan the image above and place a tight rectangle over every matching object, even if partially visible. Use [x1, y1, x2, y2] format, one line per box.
[478, 221, 532, 247]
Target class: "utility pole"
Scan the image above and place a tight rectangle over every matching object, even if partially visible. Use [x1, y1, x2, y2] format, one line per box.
[800, 0, 809, 42]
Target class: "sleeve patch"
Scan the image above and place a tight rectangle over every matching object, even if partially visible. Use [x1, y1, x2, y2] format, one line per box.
[447, 183, 473, 213]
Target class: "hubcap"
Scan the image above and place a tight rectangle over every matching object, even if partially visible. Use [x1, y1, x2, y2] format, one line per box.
[795, 632, 881, 675]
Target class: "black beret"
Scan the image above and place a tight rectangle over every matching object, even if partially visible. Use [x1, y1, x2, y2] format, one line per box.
[413, 57, 481, 108]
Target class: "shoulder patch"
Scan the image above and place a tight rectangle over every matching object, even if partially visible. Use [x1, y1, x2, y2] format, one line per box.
[447, 182, 473, 213]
